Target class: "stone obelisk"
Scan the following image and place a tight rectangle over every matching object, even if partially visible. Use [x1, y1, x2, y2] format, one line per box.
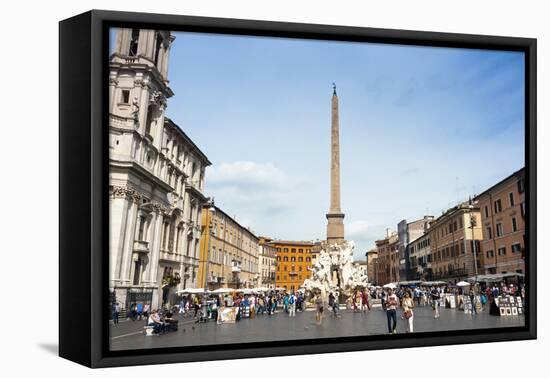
[326, 83, 345, 244]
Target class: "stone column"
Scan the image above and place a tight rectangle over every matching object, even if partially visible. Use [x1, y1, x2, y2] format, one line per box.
[147, 209, 164, 284]
[120, 198, 139, 282]
[137, 82, 150, 134]
[109, 194, 130, 282]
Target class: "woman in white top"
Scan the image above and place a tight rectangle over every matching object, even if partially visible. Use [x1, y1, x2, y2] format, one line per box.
[401, 291, 414, 333]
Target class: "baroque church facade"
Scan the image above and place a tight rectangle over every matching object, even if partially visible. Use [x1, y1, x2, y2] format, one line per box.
[108, 28, 211, 310]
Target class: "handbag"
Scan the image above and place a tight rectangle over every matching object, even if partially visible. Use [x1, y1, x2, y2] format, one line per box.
[404, 310, 412, 319]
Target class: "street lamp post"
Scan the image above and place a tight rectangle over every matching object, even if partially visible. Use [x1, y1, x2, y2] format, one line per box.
[202, 198, 215, 318]
[469, 205, 479, 282]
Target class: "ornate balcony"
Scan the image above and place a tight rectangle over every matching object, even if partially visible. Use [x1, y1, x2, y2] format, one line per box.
[133, 240, 149, 254]
[231, 265, 241, 273]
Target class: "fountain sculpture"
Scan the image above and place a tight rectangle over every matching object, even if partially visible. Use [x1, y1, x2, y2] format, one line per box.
[303, 240, 369, 300]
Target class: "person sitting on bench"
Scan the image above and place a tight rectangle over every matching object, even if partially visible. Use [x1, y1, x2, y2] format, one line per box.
[163, 310, 178, 331]
[147, 309, 164, 334]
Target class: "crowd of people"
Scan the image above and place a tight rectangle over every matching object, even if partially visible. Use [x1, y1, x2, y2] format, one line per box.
[111, 281, 526, 336]
[177, 290, 307, 321]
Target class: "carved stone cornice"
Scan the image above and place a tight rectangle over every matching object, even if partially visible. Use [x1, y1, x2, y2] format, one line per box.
[111, 185, 142, 203]
[151, 201, 168, 215]
[149, 90, 167, 108]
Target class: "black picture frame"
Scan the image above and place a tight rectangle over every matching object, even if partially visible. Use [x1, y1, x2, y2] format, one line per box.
[59, 9, 537, 368]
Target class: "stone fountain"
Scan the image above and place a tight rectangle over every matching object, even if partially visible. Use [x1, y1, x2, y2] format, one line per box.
[303, 240, 369, 300]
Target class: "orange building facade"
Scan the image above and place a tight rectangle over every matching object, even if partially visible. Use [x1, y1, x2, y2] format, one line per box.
[272, 240, 315, 292]
[375, 231, 399, 285]
[475, 168, 526, 275]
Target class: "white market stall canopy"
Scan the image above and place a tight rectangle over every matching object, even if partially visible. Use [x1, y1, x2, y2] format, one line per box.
[177, 288, 205, 294]
[468, 273, 524, 283]
[456, 281, 471, 287]
[397, 280, 422, 286]
[419, 281, 448, 286]
[383, 283, 397, 289]
[210, 288, 234, 294]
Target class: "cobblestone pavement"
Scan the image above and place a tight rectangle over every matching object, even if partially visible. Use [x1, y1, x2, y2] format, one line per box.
[110, 305, 524, 351]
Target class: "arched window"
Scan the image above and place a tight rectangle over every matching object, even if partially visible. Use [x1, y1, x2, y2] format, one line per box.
[298, 257, 303, 262]
[291, 257, 296, 262]
[276, 256, 281, 261]
[306, 257, 311, 262]
[283, 256, 288, 262]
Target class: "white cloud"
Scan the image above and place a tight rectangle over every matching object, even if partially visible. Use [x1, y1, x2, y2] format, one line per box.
[208, 161, 288, 189]
[347, 220, 373, 237]
[205, 161, 310, 237]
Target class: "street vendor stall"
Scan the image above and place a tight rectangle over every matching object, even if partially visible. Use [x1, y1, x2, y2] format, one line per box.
[491, 295, 524, 316]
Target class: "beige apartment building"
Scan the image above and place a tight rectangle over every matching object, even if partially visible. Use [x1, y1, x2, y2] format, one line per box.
[407, 232, 431, 281]
[427, 201, 483, 282]
[258, 237, 277, 289]
[475, 168, 526, 275]
[198, 206, 259, 290]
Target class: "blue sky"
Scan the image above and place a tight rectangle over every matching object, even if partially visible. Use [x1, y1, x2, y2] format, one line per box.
[111, 30, 525, 259]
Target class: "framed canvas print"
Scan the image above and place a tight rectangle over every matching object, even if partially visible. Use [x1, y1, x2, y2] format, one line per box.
[59, 10, 537, 368]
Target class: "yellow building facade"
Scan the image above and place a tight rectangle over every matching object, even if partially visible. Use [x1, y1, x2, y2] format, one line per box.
[197, 206, 259, 290]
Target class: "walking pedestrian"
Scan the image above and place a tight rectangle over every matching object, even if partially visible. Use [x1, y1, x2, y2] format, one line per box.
[361, 289, 370, 312]
[283, 293, 289, 313]
[270, 295, 277, 314]
[431, 286, 440, 318]
[469, 288, 477, 315]
[328, 292, 340, 318]
[315, 293, 324, 325]
[401, 291, 414, 333]
[288, 292, 297, 317]
[386, 289, 398, 334]
[352, 291, 359, 312]
[193, 295, 200, 318]
[112, 302, 120, 325]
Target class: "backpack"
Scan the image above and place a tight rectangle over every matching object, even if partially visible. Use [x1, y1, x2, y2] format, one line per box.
[289, 295, 295, 304]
